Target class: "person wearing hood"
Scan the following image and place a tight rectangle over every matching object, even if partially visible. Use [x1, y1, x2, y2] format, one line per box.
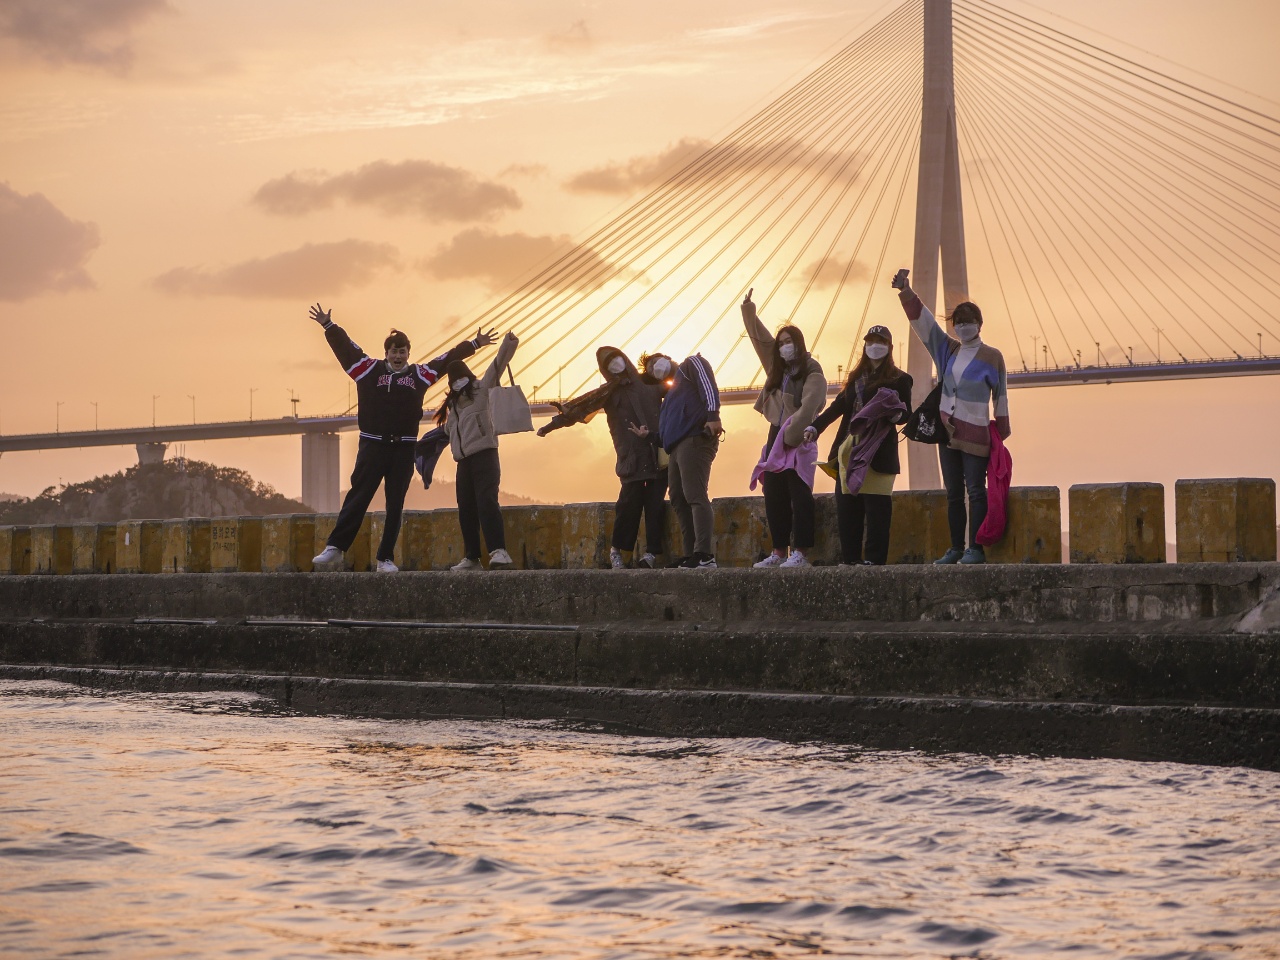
[740, 289, 828, 568]
[654, 351, 722, 569]
[537, 347, 669, 569]
[308, 303, 494, 572]
[804, 326, 912, 565]
[892, 268, 1011, 565]
[435, 331, 520, 571]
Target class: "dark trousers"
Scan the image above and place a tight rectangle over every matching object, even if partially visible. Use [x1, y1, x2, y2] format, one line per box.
[761, 425, 815, 551]
[456, 447, 505, 560]
[613, 473, 668, 554]
[938, 443, 989, 550]
[835, 490, 893, 564]
[328, 438, 415, 562]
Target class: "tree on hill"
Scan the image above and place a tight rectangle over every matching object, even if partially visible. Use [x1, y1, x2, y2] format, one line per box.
[0, 458, 309, 524]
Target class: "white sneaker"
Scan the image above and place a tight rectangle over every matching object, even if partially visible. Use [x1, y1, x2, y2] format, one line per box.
[753, 553, 785, 569]
[450, 557, 482, 571]
[312, 545, 343, 565]
[609, 548, 626, 570]
[488, 548, 514, 569]
[375, 559, 399, 573]
[780, 552, 811, 568]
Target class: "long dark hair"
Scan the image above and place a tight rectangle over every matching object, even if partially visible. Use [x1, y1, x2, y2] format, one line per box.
[764, 325, 808, 392]
[845, 341, 902, 394]
[434, 360, 477, 426]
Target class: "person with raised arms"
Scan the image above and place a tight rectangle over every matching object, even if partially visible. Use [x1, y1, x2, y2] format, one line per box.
[309, 304, 495, 572]
[434, 331, 520, 571]
[740, 288, 827, 568]
[536, 347, 669, 569]
[891, 268, 1010, 564]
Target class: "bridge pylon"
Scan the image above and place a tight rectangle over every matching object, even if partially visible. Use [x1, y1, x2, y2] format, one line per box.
[908, 0, 968, 490]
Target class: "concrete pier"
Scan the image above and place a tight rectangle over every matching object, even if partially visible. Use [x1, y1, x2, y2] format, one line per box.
[2, 564, 1277, 771]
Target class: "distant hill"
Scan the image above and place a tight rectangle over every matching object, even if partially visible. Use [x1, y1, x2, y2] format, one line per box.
[0, 459, 309, 525]
[361, 478, 549, 512]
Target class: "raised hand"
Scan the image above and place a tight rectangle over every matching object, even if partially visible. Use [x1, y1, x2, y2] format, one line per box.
[740, 286, 757, 319]
[475, 326, 498, 348]
[309, 303, 332, 325]
[536, 424, 552, 438]
[627, 422, 650, 438]
[891, 269, 909, 291]
[504, 332, 519, 347]
[802, 426, 817, 443]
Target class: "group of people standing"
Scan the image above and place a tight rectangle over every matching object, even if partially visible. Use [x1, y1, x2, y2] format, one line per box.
[309, 266, 1010, 572]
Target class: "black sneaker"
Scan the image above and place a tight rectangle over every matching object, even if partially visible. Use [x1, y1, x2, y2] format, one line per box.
[637, 553, 658, 569]
[681, 552, 717, 569]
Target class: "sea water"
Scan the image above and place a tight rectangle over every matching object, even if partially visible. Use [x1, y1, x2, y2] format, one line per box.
[1, 679, 1277, 958]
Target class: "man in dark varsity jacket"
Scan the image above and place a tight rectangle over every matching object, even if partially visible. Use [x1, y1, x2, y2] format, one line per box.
[308, 303, 495, 571]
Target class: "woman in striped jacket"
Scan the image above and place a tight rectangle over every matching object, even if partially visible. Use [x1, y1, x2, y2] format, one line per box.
[892, 268, 1011, 565]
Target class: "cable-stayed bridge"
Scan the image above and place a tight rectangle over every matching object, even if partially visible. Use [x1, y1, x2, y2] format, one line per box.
[3, 0, 1278, 505]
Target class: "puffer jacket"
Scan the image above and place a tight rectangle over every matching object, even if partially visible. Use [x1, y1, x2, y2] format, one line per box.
[444, 335, 518, 461]
[742, 306, 827, 447]
[541, 347, 667, 482]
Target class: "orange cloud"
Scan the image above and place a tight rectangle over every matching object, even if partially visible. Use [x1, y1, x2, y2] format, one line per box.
[419, 228, 619, 292]
[0, 0, 170, 73]
[0, 183, 99, 301]
[251, 160, 521, 223]
[153, 240, 400, 299]
[544, 19, 593, 55]
[565, 137, 865, 196]
[796, 253, 869, 289]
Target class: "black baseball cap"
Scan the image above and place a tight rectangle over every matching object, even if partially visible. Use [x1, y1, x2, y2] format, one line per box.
[864, 325, 892, 342]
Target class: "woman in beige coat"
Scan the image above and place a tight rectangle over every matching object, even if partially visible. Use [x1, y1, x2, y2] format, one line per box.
[436, 331, 519, 570]
[740, 290, 827, 568]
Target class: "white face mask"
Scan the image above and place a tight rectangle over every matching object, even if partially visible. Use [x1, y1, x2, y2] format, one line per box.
[607, 357, 626, 376]
[451, 377, 470, 392]
[955, 323, 981, 343]
[779, 342, 796, 362]
[651, 358, 672, 379]
[865, 342, 889, 361]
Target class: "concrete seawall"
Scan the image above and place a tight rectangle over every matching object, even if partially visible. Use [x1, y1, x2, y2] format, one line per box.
[3, 564, 1279, 771]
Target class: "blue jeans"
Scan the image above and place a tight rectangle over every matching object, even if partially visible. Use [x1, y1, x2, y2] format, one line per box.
[938, 444, 989, 550]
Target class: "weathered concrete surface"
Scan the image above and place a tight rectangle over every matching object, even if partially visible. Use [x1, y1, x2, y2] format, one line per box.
[0, 526, 32, 575]
[211, 516, 262, 573]
[161, 518, 211, 574]
[116, 520, 163, 574]
[72, 523, 115, 574]
[3, 664, 1276, 773]
[1070, 483, 1166, 564]
[987, 486, 1062, 564]
[314, 513, 371, 572]
[29, 524, 73, 575]
[4, 565, 1278, 770]
[261, 515, 314, 573]
[1176, 478, 1277, 563]
[0, 565, 1275, 625]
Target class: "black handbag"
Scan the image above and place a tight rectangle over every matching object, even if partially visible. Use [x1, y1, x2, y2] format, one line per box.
[903, 346, 957, 445]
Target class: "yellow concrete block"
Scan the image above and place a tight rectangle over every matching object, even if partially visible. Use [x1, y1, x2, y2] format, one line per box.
[395, 511, 432, 570]
[29, 525, 73, 575]
[313, 513, 371, 571]
[423, 508, 469, 570]
[504, 505, 564, 569]
[986, 486, 1063, 565]
[160, 518, 212, 573]
[1175, 478, 1277, 563]
[72, 523, 116, 574]
[116, 520, 164, 574]
[366, 512, 393, 566]
[211, 517, 262, 573]
[0, 527, 32, 575]
[712, 496, 770, 568]
[562, 502, 612, 569]
[810, 494, 840, 565]
[261, 515, 315, 573]
[887, 489, 950, 564]
[1069, 483, 1165, 564]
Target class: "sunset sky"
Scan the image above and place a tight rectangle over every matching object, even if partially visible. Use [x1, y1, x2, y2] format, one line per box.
[2, 0, 1278, 514]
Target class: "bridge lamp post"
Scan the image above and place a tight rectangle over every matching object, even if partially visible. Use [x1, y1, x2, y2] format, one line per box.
[1261, 333, 1265, 358]
[1153, 326, 1163, 362]
[249, 387, 258, 421]
[1095, 342, 1101, 367]
[56, 401, 64, 434]
[1030, 334, 1040, 370]
[90, 401, 98, 431]
[187, 395, 196, 424]
[1042, 343, 1048, 370]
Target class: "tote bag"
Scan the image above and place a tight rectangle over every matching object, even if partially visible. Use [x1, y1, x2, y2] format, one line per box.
[490, 366, 534, 435]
